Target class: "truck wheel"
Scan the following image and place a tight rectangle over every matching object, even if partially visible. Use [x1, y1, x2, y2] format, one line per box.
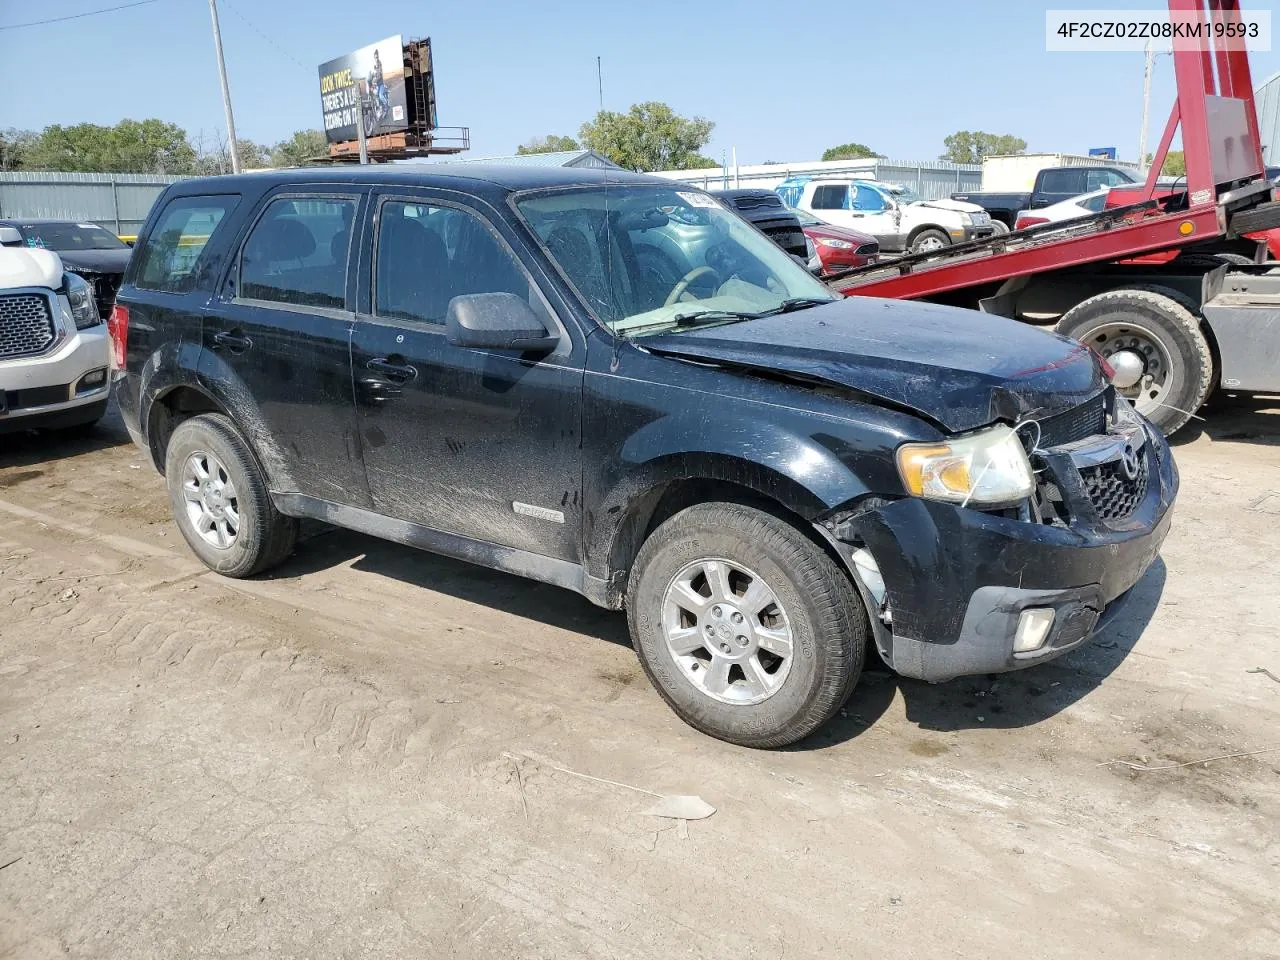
[164, 413, 298, 578]
[1056, 287, 1213, 435]
[627, 502, 866, 748]
[909, 229, 949, 254]
[989, 220, 1010, 236]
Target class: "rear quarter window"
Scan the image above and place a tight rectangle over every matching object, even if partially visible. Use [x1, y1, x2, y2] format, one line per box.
[133, 195, 239, 293]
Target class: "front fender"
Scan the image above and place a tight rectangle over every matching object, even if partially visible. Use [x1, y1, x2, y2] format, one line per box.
[583, 406, 875, 583]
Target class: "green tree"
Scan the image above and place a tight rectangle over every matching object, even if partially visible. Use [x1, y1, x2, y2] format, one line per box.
[821, 142, 882, 162]
[1161, 150, 1186, 177]
[23, 119, 197, 173]
[579, 102, 715, 171]
[269, 129, 329, 167]
[940, 131, 1027, 164]
[0, 128, 35, 170]
[516, 134, 580, 155]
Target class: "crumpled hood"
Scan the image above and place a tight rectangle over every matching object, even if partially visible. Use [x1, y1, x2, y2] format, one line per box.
[640, 297, 1106, 433]
[0, 247, 63, 290]
[910, 197, 984, 215]
[57, 247, 131, 275]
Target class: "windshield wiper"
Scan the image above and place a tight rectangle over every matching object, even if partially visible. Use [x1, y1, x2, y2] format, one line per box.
[670, 309, 764, 328]
[757, 297, 836, 317]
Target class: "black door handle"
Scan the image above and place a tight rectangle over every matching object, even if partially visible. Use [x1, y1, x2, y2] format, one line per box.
[366, 357, 418, 382]
[213, 330, 252, 352]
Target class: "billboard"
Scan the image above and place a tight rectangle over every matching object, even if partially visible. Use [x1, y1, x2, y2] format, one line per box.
[318, 36, 409, 144]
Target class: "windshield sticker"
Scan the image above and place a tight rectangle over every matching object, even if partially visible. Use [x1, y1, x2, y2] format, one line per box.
[677, 191, 719, 209]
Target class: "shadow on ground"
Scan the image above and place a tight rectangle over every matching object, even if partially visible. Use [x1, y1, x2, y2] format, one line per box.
[0, 403, 130, 475]
[273, 518, 1166, 748]
[792, 559, 1167, 748]
[1172, 395, 1280, 447]
[272, 524, 633, 647]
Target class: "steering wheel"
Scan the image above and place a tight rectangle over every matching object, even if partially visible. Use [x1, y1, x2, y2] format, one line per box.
[664, 266, 719, 306]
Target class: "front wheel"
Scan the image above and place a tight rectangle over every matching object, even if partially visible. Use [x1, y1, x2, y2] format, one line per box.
[909, 228, 950, 254]
[1056, 287, 1214, 435]
[627, 502, 866, 748]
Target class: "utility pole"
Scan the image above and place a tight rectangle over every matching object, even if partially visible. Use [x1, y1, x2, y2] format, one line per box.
[596, 56, 603, 113]
[208, 0, 241, 174]
[355, 93, 369, 165]
[1139, 39, 1154, 171]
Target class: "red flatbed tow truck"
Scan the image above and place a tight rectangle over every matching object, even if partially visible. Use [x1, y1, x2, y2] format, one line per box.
[827, 0, 1280, 434]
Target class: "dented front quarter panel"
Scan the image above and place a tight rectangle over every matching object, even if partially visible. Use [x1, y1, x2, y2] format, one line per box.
[580, 331, 934, 582]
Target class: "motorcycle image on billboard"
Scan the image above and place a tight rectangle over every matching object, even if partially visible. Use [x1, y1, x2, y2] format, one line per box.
[318, 36, 409, 143]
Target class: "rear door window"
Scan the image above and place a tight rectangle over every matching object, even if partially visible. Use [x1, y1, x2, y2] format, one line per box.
[133, 195, 238, 293]
[1038, 169, 1084, 195]
[811, 184, 850, 210]
[239, 197, 357, 309]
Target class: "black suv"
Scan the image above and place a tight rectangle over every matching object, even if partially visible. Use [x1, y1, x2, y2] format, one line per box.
[112, 166, 1177, 748]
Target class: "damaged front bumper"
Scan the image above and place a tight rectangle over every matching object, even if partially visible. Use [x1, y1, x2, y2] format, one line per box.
[829, 421, 1178, 682]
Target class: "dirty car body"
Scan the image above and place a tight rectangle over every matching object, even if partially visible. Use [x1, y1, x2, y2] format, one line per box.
[112, 166, 1176, 746]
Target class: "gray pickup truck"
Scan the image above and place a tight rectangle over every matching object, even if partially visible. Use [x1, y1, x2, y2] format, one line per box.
[953, 166, 1139, 228]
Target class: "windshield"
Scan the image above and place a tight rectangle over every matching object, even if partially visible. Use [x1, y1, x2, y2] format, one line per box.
[517, 184, 835, 337]
[791, 208, 823, 227]
[17, 222, 127, 251]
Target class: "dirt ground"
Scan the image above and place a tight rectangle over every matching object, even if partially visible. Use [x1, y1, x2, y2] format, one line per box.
[1, 399, 1278, 960]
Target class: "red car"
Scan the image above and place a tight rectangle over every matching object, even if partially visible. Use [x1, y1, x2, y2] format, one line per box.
[791, 209, 879, 275]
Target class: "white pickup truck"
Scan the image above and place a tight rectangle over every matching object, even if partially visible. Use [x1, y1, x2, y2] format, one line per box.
[776, 176, 997, 255]
[0, 231, 111, 434]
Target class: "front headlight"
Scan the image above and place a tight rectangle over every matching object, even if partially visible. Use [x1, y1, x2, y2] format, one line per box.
[959, 213, 973, 225]
[896, 424, 1034, 508]
[816, 237, 855, 249]
[65, 271, 102, 329]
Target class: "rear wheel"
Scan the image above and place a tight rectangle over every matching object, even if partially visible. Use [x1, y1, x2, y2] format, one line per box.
[989, 220, 1011, 236]
[1056, 287, 1213, 435]
[909, 228, 950, 254]
[627, 502, 866, 748]
[164, 413, 297, 577]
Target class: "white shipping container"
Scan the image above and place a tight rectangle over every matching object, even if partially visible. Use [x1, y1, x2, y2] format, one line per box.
[979, 153, 1140, 191]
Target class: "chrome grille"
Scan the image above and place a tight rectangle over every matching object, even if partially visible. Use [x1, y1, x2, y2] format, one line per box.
[1079, 450, 1149, 522]
[0, 292, 55, 360]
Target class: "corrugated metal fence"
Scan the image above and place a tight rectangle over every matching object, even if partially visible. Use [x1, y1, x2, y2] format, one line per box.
[0, 172, 185, 236]
[658, 158, 982, 200]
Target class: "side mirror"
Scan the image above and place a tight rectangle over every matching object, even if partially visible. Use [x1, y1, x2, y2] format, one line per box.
[445, 292, 559, 353]
[0, 226, 22, 246]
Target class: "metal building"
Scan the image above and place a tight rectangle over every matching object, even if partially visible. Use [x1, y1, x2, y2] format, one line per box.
[1255, 69, 1280, 165]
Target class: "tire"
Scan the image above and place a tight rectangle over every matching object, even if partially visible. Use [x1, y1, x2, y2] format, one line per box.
[164, 412, 297, 578]
[626, 502, 866, 748]
[908, 228, 950, 254]
[1214, 252, 1256, 266]
[989, 220, 1011, 236]
[1056, 287, 1214, 435]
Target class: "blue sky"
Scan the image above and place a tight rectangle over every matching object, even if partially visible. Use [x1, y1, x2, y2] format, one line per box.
[3, 0, 1279, 164]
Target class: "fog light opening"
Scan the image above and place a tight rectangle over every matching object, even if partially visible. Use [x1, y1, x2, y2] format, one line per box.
[77, 368, 107, 392]
[1014, 607, 1055, 653]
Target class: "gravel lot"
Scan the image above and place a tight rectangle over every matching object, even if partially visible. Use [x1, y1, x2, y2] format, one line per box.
[2, 400, 1279, 959]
